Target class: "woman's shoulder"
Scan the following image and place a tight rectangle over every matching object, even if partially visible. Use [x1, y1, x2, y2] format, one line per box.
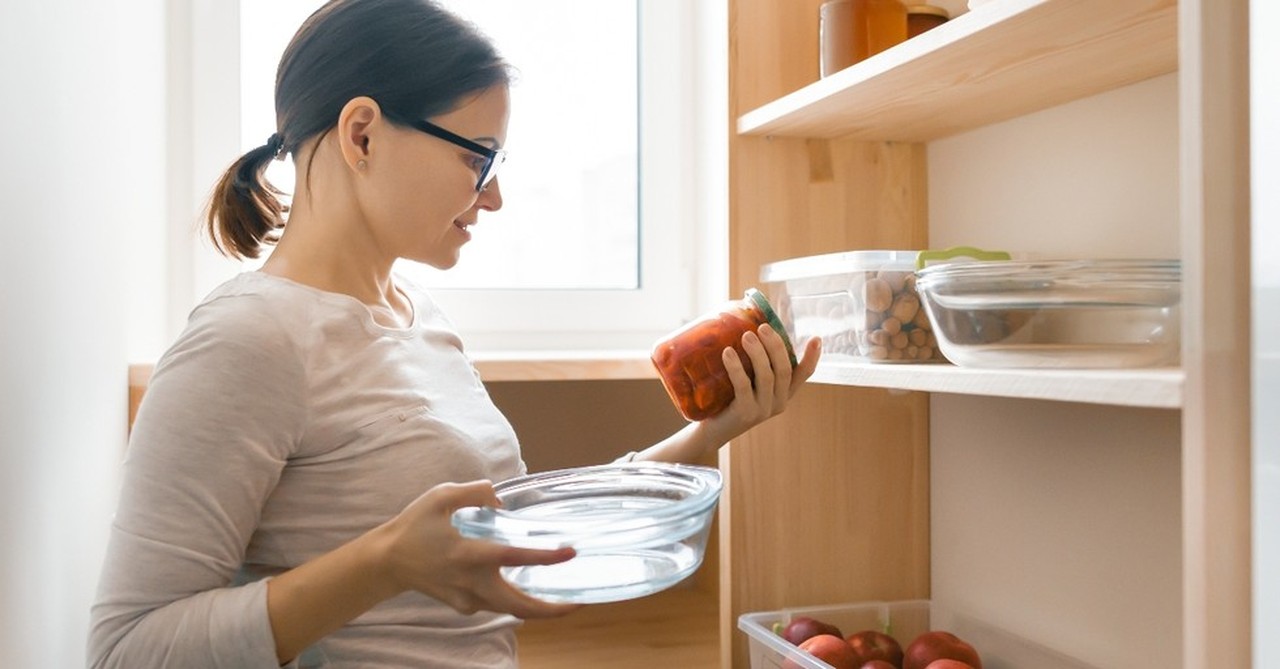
[180, 272, 316, 348]
[199, 270, 357, 319]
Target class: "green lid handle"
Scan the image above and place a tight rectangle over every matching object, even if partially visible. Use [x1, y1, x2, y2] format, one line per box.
[915, 246, 1011, 271]
[746, 288, 798, 368]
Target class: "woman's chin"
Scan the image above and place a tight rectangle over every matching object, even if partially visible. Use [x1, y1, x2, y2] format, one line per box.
[408, 253, 461, 271]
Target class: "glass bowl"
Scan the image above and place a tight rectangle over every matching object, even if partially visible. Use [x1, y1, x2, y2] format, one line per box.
[914, 259, 1181, 368]
[450, 462, 723, 604]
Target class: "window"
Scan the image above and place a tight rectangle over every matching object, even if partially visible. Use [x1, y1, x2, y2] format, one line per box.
[183, 0, 724, 351]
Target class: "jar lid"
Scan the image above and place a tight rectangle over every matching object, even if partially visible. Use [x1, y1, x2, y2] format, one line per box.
[907, 4, 950, 18]
[746, 288, 798, 367]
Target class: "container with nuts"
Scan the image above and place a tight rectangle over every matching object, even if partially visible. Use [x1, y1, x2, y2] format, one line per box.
[760, 250, 946, 363]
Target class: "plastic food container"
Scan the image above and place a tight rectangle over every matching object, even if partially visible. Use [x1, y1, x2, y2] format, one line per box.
[739, 599, 1098, 669]
[652, 289, 796, 421]
[914, 259, 1181, 368]
[451, 462, 722, 604]
[760, 250, 946, 363]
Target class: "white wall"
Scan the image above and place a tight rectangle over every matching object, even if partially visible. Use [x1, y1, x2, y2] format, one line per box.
[0, 0, 165, 665]
[1251, 0, 1278, 665]
[927, 74, 1184, 667]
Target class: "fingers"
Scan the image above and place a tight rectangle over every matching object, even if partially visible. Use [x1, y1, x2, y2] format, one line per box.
[503, 588, 584, 619]
[722, 345, 754, 408]
[739, 329, 774, 412]
[495, 545, 577, 568]
[476, 546, 583, 619]
[791, 336, 823, 393]
[756, 324, 793, 409]
[426, 479, 500, 515]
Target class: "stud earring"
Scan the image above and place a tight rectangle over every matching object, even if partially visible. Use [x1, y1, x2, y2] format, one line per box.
[356, 159, 367, 170]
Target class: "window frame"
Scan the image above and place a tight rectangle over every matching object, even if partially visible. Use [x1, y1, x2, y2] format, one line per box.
[170, 0, 724, 353]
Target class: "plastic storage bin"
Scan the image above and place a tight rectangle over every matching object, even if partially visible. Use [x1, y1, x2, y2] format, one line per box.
[760, 250, 945, 363]
[739, 599, 1097, 669]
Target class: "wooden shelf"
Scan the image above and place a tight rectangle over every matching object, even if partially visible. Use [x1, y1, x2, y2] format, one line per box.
[517, 586, 718, 669]
[810, 360, 1183, 408]
[737, 0, 1177, 142]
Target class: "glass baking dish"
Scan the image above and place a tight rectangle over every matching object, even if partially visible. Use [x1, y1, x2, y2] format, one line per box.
[451, 462, 722, 604]
[914, 259, 1181, 368]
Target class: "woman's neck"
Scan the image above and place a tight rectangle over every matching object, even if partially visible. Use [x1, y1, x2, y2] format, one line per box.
[261, 210, 412, 329]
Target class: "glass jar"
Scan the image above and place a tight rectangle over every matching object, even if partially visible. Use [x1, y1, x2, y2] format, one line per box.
[819, 0, 908, 77]
[906, 4, 949, 38]
[651, 289, 797, 421]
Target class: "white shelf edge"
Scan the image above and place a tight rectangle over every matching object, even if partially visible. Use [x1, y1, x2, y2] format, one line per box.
[736, 0, 1039, 135]
[809, 361, 1183, 409]
[735, 0, 1177, 142]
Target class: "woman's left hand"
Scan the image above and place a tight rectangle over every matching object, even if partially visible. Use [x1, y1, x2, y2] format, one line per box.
[701, 324, 822, 444]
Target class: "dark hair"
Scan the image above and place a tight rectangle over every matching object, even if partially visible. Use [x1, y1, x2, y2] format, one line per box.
[205, 0, 510, 259]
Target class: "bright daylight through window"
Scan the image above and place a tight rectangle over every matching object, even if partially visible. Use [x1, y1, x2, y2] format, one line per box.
[243, 1, 639, 291]
[240, 0, 702, 350]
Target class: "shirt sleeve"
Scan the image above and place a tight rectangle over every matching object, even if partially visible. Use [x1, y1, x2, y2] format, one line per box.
[88, 295, 307, 669]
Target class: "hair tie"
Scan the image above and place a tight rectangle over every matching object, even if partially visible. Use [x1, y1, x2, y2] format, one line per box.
[265, 133, 285, 159]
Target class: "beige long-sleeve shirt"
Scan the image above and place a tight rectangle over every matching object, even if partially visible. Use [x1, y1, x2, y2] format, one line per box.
[89, 271, 526, 668]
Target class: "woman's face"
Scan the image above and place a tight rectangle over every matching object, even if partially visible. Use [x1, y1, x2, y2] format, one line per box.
[358, 85, 510, 270]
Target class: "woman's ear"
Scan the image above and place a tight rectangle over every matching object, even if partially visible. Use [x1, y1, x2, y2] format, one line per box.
[337, 96, 381, 172]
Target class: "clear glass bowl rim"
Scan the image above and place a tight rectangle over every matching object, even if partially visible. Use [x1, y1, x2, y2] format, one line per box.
[451, 462, 723, 547]
[915, 258, 1181, 287]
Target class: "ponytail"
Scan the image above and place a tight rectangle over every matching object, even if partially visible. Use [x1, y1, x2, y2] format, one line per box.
[205, 134, 288, 260]
[204, 0, 510, 260]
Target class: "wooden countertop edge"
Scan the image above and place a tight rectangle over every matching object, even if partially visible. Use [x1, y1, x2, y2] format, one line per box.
[128, 350, 658, 389]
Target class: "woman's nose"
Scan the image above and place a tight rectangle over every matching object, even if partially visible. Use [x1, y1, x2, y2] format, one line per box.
[477, 177, 503, 212]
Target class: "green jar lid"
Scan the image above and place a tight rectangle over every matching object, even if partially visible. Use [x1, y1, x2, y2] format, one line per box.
[746, 288, 798, 368]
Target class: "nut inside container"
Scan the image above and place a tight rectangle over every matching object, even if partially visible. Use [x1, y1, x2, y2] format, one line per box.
[761, 250, 945, 363]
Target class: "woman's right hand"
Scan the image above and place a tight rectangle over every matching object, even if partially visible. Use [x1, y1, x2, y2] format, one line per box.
[369, 479, 582, 619]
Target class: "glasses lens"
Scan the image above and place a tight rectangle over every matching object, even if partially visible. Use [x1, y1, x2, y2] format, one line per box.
[479, 151, 506, 191]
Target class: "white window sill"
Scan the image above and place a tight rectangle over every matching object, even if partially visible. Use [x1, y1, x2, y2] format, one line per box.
[129, 351, 658, 398]
[468, 350, 657, 382]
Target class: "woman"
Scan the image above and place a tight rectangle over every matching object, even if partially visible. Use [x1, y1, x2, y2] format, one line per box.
[88, 0, 821, 667]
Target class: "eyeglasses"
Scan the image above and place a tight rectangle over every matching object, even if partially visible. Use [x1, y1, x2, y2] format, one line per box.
[407, 118, 506, 192]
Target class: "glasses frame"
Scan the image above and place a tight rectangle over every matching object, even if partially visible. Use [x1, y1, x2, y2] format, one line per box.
[407, 118, 506, 192]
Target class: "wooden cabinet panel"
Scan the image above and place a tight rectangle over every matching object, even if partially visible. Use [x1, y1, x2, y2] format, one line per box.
[720, 385, 930, 667]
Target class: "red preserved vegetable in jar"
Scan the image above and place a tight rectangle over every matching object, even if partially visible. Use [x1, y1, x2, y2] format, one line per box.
[651, 289, 797, 421]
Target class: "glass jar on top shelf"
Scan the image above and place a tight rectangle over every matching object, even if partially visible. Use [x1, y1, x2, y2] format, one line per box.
[819, 0, 909, 77]
[906, 4, 950, 37]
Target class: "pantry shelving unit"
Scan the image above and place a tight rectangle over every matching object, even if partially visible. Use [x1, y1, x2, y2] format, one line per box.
[721, 0, 1249, 668]
[736, 0, 1177, 142]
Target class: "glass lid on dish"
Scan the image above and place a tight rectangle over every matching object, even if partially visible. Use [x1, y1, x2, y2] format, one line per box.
[916, 258, 1180, 284]
[915, 259, 1181, 308]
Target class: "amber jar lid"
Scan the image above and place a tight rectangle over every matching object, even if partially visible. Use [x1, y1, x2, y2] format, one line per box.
[906, 4, 950, 18]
